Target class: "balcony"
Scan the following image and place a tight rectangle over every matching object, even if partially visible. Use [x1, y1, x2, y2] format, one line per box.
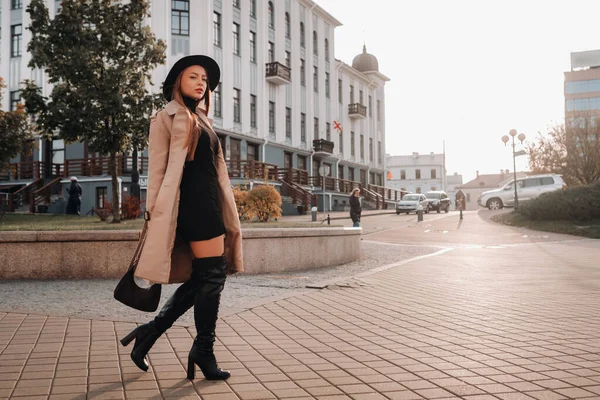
[313, 139, 334, 154]
[348, 103, 367, 119]
[265, 62, 291, 85]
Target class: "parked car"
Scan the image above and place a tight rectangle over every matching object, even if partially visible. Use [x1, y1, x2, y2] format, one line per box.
[396, 194, 429, 214]
[424, 191, 451, 213]
[477, 173, 566, 210]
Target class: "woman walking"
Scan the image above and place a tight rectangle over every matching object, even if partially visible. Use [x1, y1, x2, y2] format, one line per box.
[119, 55, 243, 381]
[349, 188, 361, 227]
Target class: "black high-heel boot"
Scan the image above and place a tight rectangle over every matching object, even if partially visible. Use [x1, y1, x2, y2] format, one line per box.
[121, 278, 197, 372]
[120, 322, 159, 372]
[186, 256, 230, 381]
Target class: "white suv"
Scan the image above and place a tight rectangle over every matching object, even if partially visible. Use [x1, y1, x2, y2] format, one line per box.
[477, 174, 566, 210]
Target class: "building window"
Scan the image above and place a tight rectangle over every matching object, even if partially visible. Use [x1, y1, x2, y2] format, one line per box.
[285, 51, 291, 67]
[269, 101, 276, 133]
[349, 167, 354, 181]
[313, 67, 318, 92]
[326, 123, 331, 141]
[11, 25, 22, 57]
[339, 132, 343, 153]
[233, 23, 241, 56]
[298, 155, 307, 171]
[171, 1, 189, 36]
[314, 117, 319, 139]
[233, 89, 241, 123]
[9, 91, 20, 111]
[213, 12, 221, 47]
[250, 95, 257, 128]
[233, 0, 240, 8]
[377, 100, 381, 121]
[324, 38, 329, 61]
[300, 113, 306, 142]
[11, 0, 22, 10]
[360, 135, 364, 158]
[369, 96, 373, 117]
[268, 41, 275, 63]
[359, 90, 363, 105]
[325, 72, 330, 98]
[285, 107, 292, 138]
[350, 85, 354, 103]
[300, 22, 305, 48]
[431, 169, 437, 179]
[250, 0, 256, 18]
[313, 31, 318, 55]
[300, 59, 305, 86]
[249, 31, 257, 63]
[369, 138, 373, 161]
[96, 187, 108, 209]
[268, 1, 274, 29]
[377, 141, 382, 163]
[350, 131, 355, 156]
[285, 12, 291, 38]
[248, 144, 259, 161]
[416, 169, 421, 179]
[338, 79, 342, 103]
[213, 87, 222, 117]
[401, 170, 406, 180]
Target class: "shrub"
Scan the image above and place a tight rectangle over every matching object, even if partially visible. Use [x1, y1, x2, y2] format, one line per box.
[517, 181, 600, 221]
[245, 185, 282, 222]
[232, 186, 250, 220]
[93, 201, 113, 222]
[121, 195, 143, 220]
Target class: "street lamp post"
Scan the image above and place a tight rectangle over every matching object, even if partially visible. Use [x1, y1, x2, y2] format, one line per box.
[501, 129, 526, 209]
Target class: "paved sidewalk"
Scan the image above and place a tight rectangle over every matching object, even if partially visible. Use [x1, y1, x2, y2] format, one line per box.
[1, 213, 599, 400]
[2, 243, 600, 399]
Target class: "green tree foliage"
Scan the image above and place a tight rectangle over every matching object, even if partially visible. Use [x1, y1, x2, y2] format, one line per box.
[0, 78, 35, 170]
[528, 115, 600, 186]
[21, 0, 166, 222]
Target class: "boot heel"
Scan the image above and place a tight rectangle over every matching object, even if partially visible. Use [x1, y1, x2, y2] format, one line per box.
[187, 356, 195, 380]
[120, 330, 137, 347]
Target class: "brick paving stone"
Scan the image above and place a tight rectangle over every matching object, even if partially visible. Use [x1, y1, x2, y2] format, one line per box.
[1, 216, 600, 400]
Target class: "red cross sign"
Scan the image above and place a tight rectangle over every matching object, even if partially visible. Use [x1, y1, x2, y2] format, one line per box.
[333, 120, 342, 132]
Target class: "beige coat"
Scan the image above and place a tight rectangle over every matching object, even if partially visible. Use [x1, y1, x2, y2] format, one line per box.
[134, 100, 243, 284]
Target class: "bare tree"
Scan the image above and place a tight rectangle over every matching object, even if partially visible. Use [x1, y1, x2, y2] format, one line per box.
[528, 114, 600, 186]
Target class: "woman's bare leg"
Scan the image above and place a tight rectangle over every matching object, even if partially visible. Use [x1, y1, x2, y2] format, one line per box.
[189, 234, 224, 258]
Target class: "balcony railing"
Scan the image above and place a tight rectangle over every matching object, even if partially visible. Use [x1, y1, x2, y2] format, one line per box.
[348, 103, 367, 119]
[312, 139, 334, 154]
[265, 62, 291, 85]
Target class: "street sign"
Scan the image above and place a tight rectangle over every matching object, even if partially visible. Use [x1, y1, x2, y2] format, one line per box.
[514, 150, 526, 156]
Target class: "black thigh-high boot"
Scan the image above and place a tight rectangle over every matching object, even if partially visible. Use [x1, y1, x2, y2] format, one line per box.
[121, 278, 196, 371]
[186, 255, 230, 381]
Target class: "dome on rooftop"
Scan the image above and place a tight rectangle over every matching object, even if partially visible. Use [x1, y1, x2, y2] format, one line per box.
[352, 44, 379, 72]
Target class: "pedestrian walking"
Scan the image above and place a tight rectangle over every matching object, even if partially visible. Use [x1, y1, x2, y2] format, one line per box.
[349, 187, 362, 227]
[66, 177, 82, 215]
[119, 55, 243, 381]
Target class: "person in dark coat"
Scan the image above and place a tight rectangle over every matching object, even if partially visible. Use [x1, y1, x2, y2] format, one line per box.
[349, 188, 362, 227]
[66, 177, 82, 215]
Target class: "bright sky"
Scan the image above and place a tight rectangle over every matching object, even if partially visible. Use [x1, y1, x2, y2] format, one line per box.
[316, 0, 600, 183]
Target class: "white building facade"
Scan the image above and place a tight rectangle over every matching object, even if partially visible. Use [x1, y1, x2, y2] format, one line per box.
[1, 0, 389, 206]
[386, 152, 446, 194]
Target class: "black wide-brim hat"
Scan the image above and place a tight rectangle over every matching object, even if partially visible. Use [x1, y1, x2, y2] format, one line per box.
[162, 55, 221, 101]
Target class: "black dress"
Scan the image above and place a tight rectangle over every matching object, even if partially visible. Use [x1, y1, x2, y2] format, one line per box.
[176, 99, 226, 242]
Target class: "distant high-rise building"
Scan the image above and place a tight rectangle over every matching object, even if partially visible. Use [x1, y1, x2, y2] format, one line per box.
[564, 50, 600, 124]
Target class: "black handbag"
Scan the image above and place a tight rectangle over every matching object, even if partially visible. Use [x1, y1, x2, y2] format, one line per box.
[114, 212, 162, 312]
